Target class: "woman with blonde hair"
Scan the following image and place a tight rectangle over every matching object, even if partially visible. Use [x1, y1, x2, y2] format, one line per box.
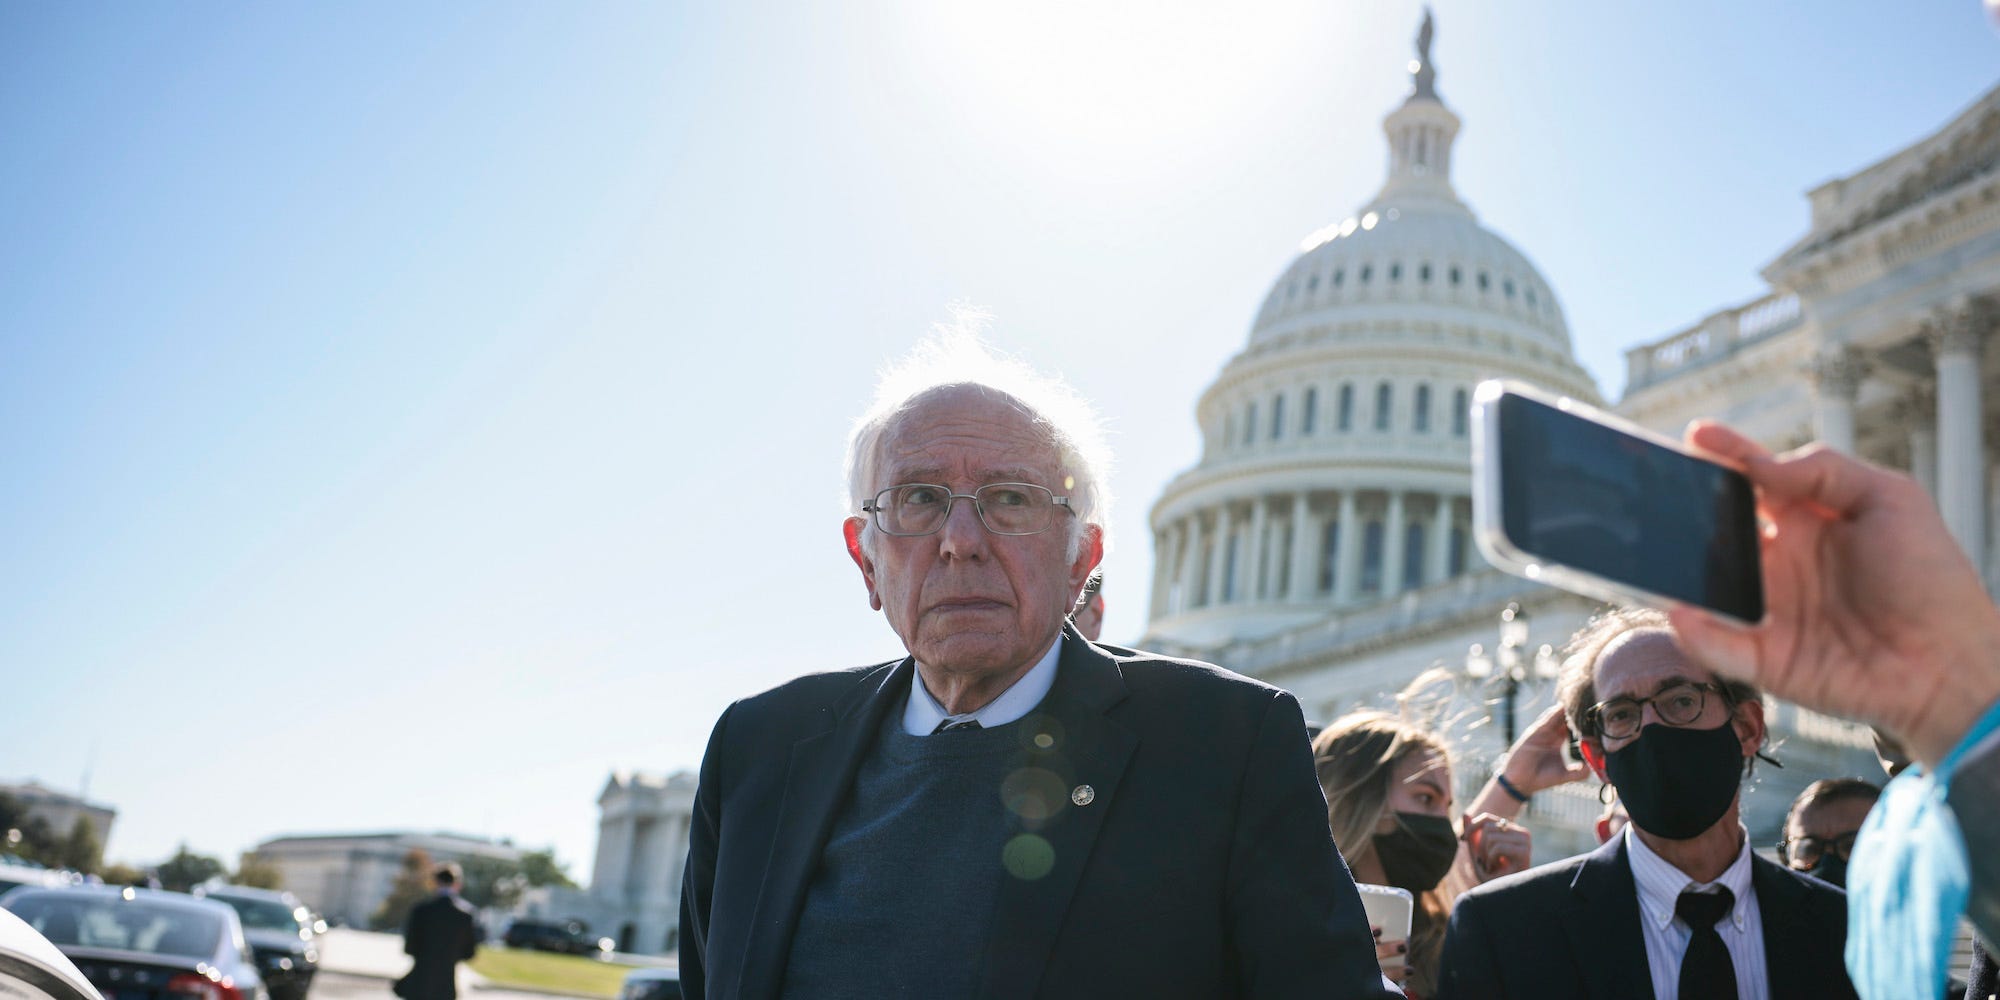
[1314, 696, 1586, 998]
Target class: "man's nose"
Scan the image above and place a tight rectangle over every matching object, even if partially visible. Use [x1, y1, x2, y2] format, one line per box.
[936, 495, 991, 556]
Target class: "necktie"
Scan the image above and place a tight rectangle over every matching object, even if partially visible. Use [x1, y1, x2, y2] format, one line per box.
[932, 718, 982, 734]
[1676, 887, 1738, 1000]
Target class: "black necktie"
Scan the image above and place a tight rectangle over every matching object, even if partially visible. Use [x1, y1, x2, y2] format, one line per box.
[932, 718, 982, 734]
[1676, 887, 1739, 1000]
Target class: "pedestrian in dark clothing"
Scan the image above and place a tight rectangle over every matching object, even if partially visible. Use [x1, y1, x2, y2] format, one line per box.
[395, 864, 478, 1000]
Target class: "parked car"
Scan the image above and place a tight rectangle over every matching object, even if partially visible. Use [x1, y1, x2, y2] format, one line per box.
[1, 884, 269, 1000]
[619, 966, 681, 1000]
[502, 917, 612, 956]
[193, 886, 318, 1000]
[0, 903, 99, 1000]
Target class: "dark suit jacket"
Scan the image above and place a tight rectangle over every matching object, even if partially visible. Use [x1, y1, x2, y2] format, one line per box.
[398, 893, 478, 1000]
[1434, 836, 1857, 1000]
[678, 628, 1399, 999]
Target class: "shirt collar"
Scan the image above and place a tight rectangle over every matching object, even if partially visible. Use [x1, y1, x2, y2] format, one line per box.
[1625, 824, 1755, 932]
[901, 635, 1063, 736]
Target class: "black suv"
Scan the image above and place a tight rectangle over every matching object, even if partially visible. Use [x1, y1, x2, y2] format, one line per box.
[503, 918, 612, 956]
[195, 884, 320, 1000]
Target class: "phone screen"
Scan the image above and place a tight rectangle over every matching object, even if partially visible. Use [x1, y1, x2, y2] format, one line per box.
[1496, 392, 1763, 621]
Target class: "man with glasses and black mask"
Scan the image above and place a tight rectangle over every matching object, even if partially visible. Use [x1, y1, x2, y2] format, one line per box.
[676, 333, 1398, 1000]
[1434, 606, 1859, 1000]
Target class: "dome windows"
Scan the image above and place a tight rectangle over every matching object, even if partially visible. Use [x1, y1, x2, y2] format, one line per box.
[1450, 266, 1462, 286]
[1244, 402, 1258, 445]
[1452, 387, 1469, 437]
[1477, 271, 1490, 292]
[1389, 263, 1403, 282]
[1270, 394, 1286, 440]
[1359, 265, 1373, 284]
[1337, 384, 1355, 431]
[1419, 263, 1433, 283]
[1374, 382, 1393, 431]
[1525, 287, 1538, 308]
[1332, 268, 1345, 288]
[1303, 387, 1319, 434]
[1503, 278, 1516, 299]
[1307, 274, 1320, 293]
[1413, 383, 1432, 433]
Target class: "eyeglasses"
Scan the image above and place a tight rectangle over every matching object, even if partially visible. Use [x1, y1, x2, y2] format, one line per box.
[1780, 830, 1859, 869]
[861, 482, 1074, 537]
[1586, 680, 1730, 741]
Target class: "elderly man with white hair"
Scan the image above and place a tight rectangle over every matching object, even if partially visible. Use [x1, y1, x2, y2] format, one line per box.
[677, 334, 1398, 999]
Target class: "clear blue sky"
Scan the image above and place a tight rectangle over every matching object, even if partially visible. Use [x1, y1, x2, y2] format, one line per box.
[4, 2, 1995, 879]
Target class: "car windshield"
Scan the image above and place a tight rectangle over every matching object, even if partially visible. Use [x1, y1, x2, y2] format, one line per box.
[5, 895, 223, 959]
[214, 897, 301, 933]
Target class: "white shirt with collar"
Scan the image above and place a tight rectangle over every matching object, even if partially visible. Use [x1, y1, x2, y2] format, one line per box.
[1625, 824, 1769, 1000]
[900, 634, 1062, 736]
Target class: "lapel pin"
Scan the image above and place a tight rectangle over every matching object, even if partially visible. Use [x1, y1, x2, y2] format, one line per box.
[1071, 784, 1095, 806]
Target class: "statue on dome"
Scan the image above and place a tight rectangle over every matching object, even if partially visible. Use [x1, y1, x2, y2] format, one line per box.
[1412, 8, 1439, 101]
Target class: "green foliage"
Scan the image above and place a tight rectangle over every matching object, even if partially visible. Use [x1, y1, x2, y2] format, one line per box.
[371, 848, 434, 932]
[98, 863, 147, 887]
[234, 853, 284, 890]
[0, 793, 61, 869]
[459, 855, 525, 912]
[156, 844, 226, 892]
[518, 849, 577, 889]
[58, 817, 102, 875]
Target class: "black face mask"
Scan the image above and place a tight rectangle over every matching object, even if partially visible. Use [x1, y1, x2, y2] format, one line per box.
[1371, 812, 1458, 893]
[1603, 719, 1745, 840]
[1806, 852, 1848, 888]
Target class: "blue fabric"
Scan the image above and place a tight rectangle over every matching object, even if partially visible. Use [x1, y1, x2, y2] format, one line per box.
[1847, 697, 2000, 999]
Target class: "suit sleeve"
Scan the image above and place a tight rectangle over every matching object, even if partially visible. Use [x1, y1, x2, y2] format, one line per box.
[1433, 889, 1504, 1000]
[1224, 690, 1403, 999]
[678, 702, 735, 1000]
[403, 902, 422, 958]
[1948, 726, 2000, 950]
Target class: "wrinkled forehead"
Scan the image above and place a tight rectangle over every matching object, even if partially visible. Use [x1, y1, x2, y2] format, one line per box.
[874, 384, 1065, 486]
[1592, 627, 1710, 700]
[1792, 795, 1876, 837]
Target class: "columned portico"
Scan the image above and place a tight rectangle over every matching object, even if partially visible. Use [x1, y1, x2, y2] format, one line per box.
[1809, 346, 1867, 453]
[1933, 300, 1989, 562]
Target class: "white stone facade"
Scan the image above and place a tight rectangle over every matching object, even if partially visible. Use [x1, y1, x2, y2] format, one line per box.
[251, 831, 522, 930]
[530, 771, 694, 956]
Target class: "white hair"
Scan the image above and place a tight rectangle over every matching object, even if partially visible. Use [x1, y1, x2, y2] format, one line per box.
[843, 313, 1114, 559]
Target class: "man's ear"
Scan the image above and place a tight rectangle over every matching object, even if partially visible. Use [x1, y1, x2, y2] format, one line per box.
[1579, 738, 1609, 784]
[1733, 696, 1767, 760]
[1069, 524, 1105, 590]
[843, 517, 883, 611]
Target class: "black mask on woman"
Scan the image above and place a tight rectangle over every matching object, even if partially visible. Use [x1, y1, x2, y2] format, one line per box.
[1372, 812, 1458, 893]
[1602, 718, 1745, 840]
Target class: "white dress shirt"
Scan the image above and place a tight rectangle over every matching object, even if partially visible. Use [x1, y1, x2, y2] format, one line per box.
[900, 635, 1062, 735]
[1626, 824, 1769, 1000]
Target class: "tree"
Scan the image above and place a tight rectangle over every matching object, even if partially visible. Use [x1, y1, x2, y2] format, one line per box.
[98, 862, 148, 887]
[371, 848, 434, 932]
[519, 849, 577, 889]
[458, 855, 525, 912]
[234, 853, 284, 890]
[0, 793, 60, 868]
[57, 817, 102, 875]
[156, 844, 225, 893]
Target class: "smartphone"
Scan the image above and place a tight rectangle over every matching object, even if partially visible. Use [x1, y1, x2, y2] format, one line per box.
[1356, 883, 1414, 972]
[1471, 380, 1764, 623]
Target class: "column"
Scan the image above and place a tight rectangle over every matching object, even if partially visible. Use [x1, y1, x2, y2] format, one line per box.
[1907, 385, 1939, 500]
[1932, 300, 1987, 561]
[1383, 490, 1407, 594]
[1288, 492, 1317, 603]
[1427, 494, 1453, 583]
[1149, 527, 1172, 619]
[1334, 491, 1362, 605]
[1808, 345, 1867, 453]
[1207, 505, 1234, 605]
[1181, 514, 1206, 609]
[1244, 498, 1269, 602]
[1166, 521, 1188, 614]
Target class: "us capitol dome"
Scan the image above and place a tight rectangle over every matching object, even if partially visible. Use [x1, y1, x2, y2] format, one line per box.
[1142, 14, 1600, 649]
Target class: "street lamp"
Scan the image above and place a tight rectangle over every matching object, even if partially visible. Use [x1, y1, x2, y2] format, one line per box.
[1464, 602, 1561, 745]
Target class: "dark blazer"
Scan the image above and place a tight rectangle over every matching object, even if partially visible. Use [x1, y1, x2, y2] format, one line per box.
[397, 893, 478, 1000]
[678, 628, 1399, 1000]
[1434, 835, 1857, 1000]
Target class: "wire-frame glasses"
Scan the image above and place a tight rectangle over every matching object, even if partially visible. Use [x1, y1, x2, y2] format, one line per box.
[862, 482, 1073, 536]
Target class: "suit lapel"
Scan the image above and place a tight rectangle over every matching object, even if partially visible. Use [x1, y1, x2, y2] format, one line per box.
[1752, 853, 1829, 1000]
[1560, 838, 1658, 1000]
[978, 631, 1137, 999]
[734, 659, 908, 1000]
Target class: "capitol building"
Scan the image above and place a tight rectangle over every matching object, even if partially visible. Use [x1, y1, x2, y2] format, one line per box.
[1139, 17, 1998, 859]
